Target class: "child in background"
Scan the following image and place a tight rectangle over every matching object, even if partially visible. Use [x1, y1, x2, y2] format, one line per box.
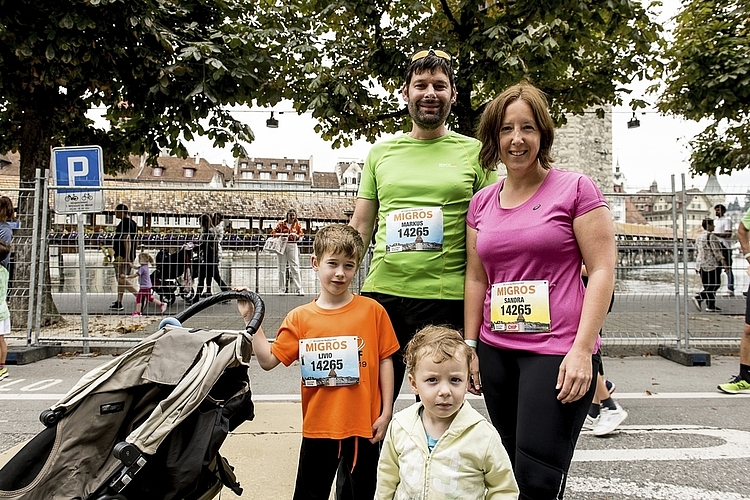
[128, 252, 166, 317]
[0, 241, 11, 380]
[376, 325, 518, 500]
[237, 224, 399, 500]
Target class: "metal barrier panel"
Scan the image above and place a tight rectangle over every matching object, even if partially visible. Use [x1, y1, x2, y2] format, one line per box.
[0, 181, 744, 353]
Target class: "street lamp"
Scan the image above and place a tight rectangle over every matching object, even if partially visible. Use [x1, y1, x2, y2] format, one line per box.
[627, 112, 641, 129]
[266, 111, 279, 129]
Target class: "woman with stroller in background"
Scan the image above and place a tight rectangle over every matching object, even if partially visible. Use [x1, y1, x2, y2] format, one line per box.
[210, 212, 230, 291]
[193, 213, 228, 301]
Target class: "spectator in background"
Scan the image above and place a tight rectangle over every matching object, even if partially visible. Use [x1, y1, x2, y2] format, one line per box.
[0, 241, 9, 380]
[713, 204, 734, 296]
[0, 196, 14, 301]
[209, 212, 230, 293]
[692, 218, 725, 313]
[193, 213, 227, 300]
[109, 204, 138, 312]
[272, 208, 304, 295]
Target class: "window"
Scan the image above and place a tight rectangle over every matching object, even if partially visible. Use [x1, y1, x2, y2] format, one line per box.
[240, 162, 248, 169]
[241, 171, 253, 179]
[260, 172, 271, 180]
[294, 173, 305, 181]
[184, 168, 195, 178]
[152, 167, 163, 177]
[271, 163, 278, 170]
[300, 164, 307, 170]
[277, 172, 288, 181]
[286, 163, 292, 170]
[256, 162, 263, 169]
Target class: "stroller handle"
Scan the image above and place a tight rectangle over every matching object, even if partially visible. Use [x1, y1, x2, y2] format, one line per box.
[173, 290, 265, 336]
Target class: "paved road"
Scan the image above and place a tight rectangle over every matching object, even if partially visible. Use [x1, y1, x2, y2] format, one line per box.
[2, 353, 749, 499]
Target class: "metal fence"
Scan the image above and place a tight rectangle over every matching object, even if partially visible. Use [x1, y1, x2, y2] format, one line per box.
[1, 173, 745, 354]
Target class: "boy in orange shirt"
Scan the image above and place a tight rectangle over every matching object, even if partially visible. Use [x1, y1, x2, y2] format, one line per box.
[238, 224, 399, 500]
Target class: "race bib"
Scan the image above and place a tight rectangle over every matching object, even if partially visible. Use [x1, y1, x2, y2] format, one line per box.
[490, 280, 551, 333]
[385, 207, 443, 253]
[299, 336, 360, 387]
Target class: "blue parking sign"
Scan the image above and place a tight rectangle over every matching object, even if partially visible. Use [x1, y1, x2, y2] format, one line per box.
[52, 146, 105, 214]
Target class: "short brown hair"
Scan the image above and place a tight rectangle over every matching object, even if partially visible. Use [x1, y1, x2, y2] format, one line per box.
[0, 196, 14, 223]
[313, 224, 365, 264]
[477, 82, 556, 171]
[404, 325, 472, 376]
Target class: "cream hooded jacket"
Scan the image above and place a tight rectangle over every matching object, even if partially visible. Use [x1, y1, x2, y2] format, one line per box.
[376, 401, 518, 500]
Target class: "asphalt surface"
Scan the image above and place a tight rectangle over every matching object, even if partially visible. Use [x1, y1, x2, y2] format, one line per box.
[1, 351, 750, 499]
[2, 292, 750, 498]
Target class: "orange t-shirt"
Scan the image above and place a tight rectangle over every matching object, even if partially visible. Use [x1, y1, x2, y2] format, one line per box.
[271, 295, 399, 439]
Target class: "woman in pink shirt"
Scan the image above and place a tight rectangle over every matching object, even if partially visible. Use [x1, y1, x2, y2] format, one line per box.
[464, 83, 615, 499]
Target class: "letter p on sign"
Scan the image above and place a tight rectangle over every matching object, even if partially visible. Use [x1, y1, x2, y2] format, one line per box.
[67, 156, 89, 185]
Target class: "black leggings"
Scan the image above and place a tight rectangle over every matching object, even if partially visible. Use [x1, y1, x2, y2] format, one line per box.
[292, 437, 379, 500]
[478, 342, 599, 500]
[361, 292, 463, 404]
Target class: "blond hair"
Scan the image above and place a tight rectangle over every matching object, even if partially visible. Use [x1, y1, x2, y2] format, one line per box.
[137, 252, 155, 265]
[405, 325, 472, 376]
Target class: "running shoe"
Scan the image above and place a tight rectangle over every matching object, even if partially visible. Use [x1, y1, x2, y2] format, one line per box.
[160, 303, 167, 314]
[705, 307, 722, 312]
[592, 402, 628, 436]
[582, 414, 598, 431]
[717, 375, 750, 394]
[605, 379, 616, 395]
[691, 296, 701, 311]
[109, 301, 124, 311]
[130, 312, 142, 317]
[0, 367, 7, 380]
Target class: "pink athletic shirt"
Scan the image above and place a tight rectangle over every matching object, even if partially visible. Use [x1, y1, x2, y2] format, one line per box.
[467, 168, 608, 355]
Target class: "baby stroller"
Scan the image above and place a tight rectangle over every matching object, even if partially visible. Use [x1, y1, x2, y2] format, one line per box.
[0, 291, 264, 500]
[152, 242, 198, 305]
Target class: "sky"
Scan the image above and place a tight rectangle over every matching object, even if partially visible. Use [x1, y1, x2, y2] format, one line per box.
[186, 0, 750, 202]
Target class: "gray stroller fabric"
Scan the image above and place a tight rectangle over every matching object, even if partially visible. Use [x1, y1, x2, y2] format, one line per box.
[0, 325, 254, 500]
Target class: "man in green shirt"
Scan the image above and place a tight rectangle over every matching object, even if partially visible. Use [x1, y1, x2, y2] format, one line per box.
[350, 49, 496, 402]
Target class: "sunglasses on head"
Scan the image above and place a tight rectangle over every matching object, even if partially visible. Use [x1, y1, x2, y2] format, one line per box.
[411, 49, 452, 63]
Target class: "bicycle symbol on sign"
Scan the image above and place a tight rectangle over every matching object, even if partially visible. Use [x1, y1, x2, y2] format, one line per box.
[64, 194, 78, 202]
[81, 192, 93, 201]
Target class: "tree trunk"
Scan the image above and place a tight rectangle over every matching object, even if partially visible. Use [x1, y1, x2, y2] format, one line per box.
[14, 100, 61, 332]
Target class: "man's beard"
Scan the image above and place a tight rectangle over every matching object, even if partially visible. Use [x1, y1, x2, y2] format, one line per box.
[408, 99, 451, 130]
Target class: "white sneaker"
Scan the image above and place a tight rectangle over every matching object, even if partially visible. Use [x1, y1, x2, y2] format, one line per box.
[582, 414, 598, 431]
[592, 402, 628, 436]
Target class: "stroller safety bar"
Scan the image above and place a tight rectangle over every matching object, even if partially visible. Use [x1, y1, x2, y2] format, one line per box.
[174, 290, 265, 337]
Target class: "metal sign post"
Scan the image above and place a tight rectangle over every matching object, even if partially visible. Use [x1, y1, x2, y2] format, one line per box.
[52, 146, 105, 354]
